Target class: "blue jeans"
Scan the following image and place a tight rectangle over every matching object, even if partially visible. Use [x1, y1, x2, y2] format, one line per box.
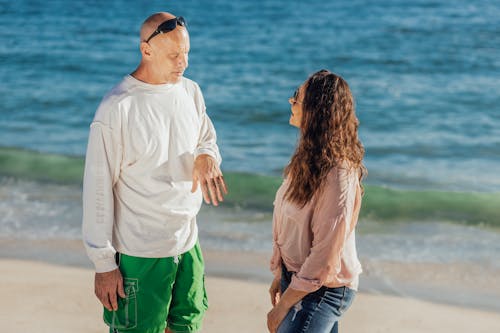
[278, 264, 356, 333]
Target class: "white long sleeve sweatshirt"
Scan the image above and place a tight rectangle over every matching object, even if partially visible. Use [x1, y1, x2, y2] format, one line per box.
[82, 75, 221, 273]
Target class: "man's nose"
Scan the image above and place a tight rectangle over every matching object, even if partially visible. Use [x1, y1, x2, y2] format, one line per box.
[179, 54, 187, 67]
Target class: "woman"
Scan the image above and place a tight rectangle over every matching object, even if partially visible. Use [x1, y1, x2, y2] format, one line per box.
[267, 69, 366, 333]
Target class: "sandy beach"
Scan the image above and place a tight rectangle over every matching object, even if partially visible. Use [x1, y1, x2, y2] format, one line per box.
[1, 258, 499, 333]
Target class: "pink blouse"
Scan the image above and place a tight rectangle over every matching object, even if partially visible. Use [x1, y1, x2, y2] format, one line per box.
[270, 166, 362, 292]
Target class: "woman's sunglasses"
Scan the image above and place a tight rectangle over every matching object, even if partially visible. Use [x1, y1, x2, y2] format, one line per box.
[290, 88, 303, 105]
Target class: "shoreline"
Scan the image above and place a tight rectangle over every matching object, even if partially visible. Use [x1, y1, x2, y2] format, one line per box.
[1, 238, 500, 313]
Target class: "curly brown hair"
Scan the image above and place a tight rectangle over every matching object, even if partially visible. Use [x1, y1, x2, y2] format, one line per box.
[284, 69, 366, 207]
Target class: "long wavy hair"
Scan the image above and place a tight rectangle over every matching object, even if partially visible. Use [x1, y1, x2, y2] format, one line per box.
[284, 69, 366, 207]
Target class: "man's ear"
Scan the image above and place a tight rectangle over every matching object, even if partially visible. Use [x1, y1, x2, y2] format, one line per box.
[140, 42, 152, 58]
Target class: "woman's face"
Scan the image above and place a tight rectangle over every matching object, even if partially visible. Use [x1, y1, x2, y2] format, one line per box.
[288, 84, 305, 128]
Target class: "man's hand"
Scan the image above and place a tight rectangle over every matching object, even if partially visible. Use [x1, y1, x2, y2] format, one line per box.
[269, 277, 281, 306]
[191, 154, 228, 206]
[94, 268, 126, 311]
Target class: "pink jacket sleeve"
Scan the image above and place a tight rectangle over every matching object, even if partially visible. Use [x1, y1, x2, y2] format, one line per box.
[289, 168, 359, 293]
[270, 205, 282, 279]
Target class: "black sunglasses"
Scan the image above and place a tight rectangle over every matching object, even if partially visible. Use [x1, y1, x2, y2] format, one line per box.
[290, 88, 303, 105]
[144, 16, 187, 43]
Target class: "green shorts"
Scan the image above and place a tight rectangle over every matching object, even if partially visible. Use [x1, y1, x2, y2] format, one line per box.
[104, 241, 208, 333]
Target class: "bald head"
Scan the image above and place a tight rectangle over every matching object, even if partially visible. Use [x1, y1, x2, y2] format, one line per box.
[140, 12, 178, 42]
[133, 12, 190, 84]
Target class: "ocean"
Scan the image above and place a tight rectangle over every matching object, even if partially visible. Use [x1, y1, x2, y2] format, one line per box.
[1, 0, 499, 311]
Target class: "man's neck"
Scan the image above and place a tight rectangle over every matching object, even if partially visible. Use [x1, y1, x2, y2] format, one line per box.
[131, 64, 173, 85]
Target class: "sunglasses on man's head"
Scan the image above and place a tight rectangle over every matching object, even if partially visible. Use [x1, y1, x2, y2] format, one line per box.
[145, 16, 187, 43]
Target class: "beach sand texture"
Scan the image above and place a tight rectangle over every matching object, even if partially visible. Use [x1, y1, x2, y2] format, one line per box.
[1, 259, 499, 333]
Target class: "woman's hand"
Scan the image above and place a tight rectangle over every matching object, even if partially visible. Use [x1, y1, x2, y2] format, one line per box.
[267, 277, 286, 332]
[269, 277, 281, 306]
[267, 303, 289, 333]
[267, 284, 309, 332]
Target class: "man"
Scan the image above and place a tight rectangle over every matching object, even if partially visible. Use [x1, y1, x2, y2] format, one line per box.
[82, 12, 227, 333]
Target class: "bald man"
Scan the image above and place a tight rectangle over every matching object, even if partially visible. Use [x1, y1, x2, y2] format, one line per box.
[82, 12, 226, 333]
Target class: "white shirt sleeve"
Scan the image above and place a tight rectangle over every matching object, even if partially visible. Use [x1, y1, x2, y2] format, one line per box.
[192, 83, 222, 164]
[82, 120, 122, 273]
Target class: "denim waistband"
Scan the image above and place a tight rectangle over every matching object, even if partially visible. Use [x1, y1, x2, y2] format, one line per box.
[281, 262, 293, 283]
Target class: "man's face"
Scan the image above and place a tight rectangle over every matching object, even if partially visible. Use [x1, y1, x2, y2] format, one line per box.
[148, 27, 190, 83]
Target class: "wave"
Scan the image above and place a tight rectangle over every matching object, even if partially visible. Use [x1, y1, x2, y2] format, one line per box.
[0, 147, 84, 184]
[1, 147, 499, 227]
[223, 173, 500, 228]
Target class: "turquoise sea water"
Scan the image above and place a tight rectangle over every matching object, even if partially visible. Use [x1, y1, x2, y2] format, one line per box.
[1, 0, 499, 192]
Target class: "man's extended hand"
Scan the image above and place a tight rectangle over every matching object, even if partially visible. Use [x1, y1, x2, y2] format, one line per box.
[191, 154, 228, 206]
[94, 268, 126, 311]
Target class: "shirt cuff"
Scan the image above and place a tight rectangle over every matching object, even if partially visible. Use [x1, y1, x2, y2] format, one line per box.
[93, 257, 119, 273]
[195, 149, 221, 165]
[289, 273, 322, 293]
